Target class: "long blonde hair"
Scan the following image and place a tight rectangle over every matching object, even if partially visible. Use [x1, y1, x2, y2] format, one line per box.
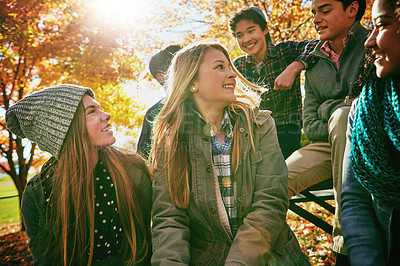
[151, 42, 260, 209]
[45, 100, 150, 265]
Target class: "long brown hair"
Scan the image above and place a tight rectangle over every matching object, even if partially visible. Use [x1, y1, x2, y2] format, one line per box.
[150, 42, 260, 209]
[45, 100, 150, 265]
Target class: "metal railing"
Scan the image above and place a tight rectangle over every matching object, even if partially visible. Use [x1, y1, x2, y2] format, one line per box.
[0, 194, 19, 200]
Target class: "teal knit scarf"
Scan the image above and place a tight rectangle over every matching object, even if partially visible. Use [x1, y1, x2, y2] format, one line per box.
[351, 76, 400, 207]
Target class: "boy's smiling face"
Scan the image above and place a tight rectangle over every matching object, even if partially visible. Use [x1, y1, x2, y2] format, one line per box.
[234, 19, 269, 64]
[311, 0, 358, 43]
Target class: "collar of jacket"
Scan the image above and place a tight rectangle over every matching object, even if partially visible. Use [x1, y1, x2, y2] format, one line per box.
[252, 107, 272, 126]
[311, 21, 369, 59]
[187, 106, 271, 139]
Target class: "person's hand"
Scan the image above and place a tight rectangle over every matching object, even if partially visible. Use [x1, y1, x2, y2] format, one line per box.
[273, 61, 305, 90]
[273, 68, 297, 90]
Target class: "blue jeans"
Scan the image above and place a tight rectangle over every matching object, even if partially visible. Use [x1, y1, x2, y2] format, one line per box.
[276, 124, 301, 159]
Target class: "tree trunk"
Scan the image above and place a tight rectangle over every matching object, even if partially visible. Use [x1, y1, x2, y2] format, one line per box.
[9, 167, 28, 232]
[17, 188, 26, 231]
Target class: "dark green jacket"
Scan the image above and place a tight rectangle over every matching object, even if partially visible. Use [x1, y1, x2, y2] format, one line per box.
[22, 157, 152, 265]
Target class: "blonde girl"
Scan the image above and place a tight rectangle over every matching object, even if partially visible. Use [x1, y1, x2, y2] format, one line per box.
[150, 42, 309, 265]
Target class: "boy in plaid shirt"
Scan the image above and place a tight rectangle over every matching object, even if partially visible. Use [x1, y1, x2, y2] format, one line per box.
[229, 7, 317, 158]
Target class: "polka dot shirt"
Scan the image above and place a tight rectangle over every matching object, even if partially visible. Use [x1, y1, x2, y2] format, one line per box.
[41, 158, 123, 262]
[92, 160, 123, 261]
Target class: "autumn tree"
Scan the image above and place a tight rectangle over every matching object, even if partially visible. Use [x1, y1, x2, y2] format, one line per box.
[0, 0, 151, 225]
[154, 0, 373, 58]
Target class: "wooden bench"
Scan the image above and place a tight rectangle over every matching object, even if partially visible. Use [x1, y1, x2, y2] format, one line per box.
[289, 179, 335, 235]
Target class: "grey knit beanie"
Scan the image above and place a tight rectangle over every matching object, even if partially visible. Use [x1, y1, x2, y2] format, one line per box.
[6, 84, 95, 158]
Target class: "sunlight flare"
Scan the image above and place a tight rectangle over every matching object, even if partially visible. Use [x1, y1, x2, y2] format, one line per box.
[89, 0, 147, 27]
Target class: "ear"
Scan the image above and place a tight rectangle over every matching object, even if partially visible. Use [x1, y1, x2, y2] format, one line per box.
[262, 27, 269, 36]
[347, 1, 359, 19]
[191, 81, 198, 92]
[155, 73, 165, 85]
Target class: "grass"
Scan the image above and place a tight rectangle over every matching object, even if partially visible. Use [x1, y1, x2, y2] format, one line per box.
[0, 198, 20, 226]
[0, 175, 13, 183]
[0, 176, 21, 226]
[0, 173, 37, 228]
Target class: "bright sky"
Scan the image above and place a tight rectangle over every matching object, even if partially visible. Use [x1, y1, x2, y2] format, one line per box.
[89, 0, 185, 110]
[86, 0, 208, 148]
[89, 0, 149, 27]
[87, 0, 169, 147]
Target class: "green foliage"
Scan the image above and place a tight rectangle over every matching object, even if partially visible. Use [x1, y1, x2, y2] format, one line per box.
[95, 84, 145, 135]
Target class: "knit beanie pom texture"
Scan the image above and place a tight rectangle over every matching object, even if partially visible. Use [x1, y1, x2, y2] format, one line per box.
[6, 84, 95, 158]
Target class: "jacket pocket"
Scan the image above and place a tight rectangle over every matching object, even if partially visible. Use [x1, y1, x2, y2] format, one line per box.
[267, 225, 310, 266]
[190, 240, 227, 266]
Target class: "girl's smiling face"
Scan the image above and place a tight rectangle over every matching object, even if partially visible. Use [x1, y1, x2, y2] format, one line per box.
[82, 95, 116, 147]
[192, 47, 237, 113]
[364, 0, 400, 78]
